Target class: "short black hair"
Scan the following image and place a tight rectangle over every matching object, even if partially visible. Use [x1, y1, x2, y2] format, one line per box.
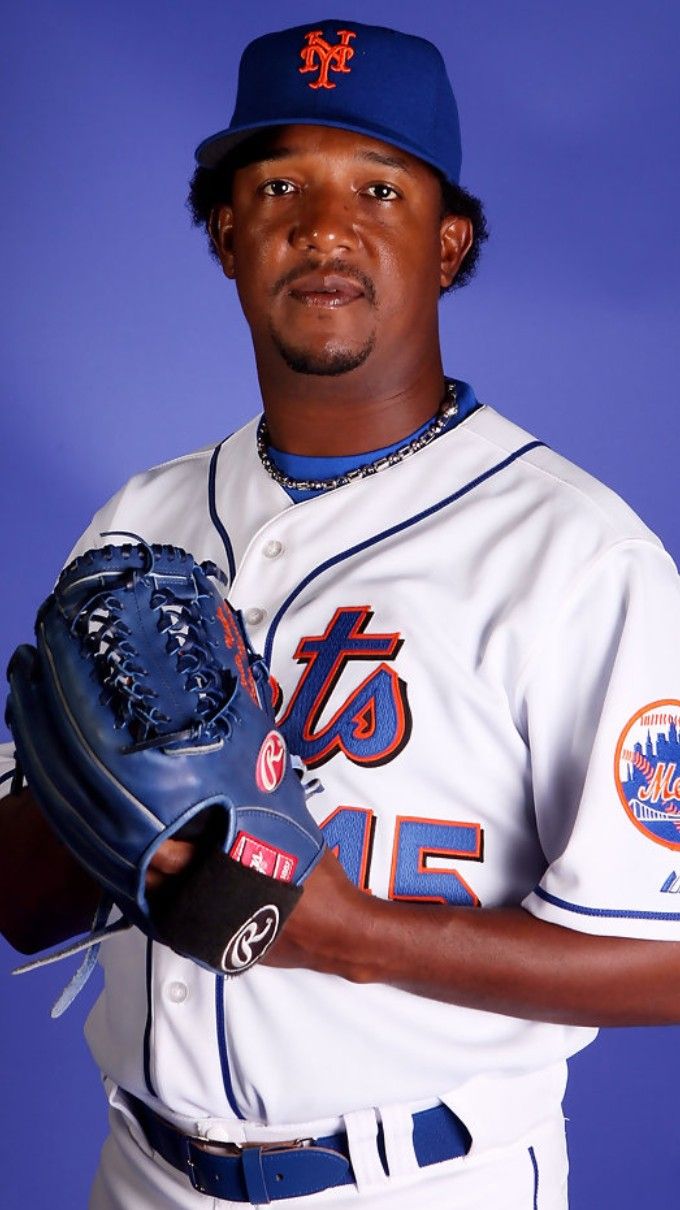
[187, 132, 488, 292]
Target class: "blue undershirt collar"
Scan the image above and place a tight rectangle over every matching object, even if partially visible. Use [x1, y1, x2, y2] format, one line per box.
[268, 379, 479, 503]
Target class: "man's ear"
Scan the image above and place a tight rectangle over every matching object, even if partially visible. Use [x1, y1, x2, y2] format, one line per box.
[209, 204, 236, 279]
[439, 215, 473, 290]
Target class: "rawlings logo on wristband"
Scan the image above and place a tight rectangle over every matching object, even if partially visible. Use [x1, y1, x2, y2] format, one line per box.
[222, 905, 281, 972]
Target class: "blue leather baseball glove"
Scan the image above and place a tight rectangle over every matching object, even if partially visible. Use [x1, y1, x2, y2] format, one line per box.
[6, 541, 324, 975]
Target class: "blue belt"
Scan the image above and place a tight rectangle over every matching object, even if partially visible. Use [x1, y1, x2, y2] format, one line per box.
[127, 1092, 472, 1202]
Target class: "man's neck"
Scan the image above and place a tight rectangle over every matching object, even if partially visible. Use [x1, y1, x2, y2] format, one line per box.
[256, 357, 447, 456]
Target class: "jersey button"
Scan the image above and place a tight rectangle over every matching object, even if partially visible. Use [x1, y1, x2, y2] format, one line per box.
[244, 607, 266, 626]
[166, 981, 189, 1004]
[262, 540, 284, 559]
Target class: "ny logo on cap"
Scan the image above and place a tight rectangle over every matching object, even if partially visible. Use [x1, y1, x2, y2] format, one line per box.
[299, 29, 356, 90]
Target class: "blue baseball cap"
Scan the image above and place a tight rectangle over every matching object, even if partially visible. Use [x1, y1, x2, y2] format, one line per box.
[195, 19, 462, 185]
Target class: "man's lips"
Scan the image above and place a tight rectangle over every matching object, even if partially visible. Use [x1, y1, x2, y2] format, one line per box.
[287, 273, 366, 307]
[272, 261, 377, 307]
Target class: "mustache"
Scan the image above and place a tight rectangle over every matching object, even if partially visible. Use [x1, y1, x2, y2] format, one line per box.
[271, 259, 377, 306]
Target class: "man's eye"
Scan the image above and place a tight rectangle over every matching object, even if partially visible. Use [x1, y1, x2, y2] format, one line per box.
[261, 180, 295, 196]
[365, 183, 399, 201]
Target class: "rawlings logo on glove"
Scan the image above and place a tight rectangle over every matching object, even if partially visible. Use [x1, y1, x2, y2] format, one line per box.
[6, 541, 325, 977]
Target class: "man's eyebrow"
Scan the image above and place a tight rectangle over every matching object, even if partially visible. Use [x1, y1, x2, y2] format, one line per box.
[355, 149, 414, 174]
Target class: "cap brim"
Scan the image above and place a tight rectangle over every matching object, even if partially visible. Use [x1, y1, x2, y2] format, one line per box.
[195, 118, 455, 185]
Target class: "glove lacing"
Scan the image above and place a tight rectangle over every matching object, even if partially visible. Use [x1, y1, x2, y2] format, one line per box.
[64, 551, 241, 751]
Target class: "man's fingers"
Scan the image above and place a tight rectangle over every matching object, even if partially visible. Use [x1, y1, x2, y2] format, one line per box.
[146, 838, 198, 890]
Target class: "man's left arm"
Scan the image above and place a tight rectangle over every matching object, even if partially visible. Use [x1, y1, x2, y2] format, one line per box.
[265, 848, 680, 1026]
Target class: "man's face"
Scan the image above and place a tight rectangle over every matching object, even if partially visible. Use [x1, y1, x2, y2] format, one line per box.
[212, 125, 471, 379]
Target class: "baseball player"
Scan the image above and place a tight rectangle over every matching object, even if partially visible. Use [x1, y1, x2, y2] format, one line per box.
[3, 18, 680, 1210]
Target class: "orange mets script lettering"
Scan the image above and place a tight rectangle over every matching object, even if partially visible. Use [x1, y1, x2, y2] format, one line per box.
[299, 29, 356, 90]
[638, 762, 680, 804]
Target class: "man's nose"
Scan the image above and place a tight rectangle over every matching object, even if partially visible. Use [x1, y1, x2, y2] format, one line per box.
[290, 192, 358, 254]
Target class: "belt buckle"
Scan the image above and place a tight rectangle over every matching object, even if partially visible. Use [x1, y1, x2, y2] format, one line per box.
[186, 1135, 314, 1194]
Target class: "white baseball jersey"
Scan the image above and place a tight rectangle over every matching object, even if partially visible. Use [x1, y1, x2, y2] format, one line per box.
[5, 398, 680, 1149]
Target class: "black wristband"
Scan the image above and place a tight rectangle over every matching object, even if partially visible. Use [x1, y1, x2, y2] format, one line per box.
[151, 847, 303, 973]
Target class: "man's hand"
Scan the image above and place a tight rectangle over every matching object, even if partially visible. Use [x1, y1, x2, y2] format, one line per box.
[263, 848, 371, 978]
[147, 841, 371, 977]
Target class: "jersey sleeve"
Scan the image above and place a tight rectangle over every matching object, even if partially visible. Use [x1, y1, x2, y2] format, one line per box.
[520, 538, 680, 938]
[0, 741, 16, 798]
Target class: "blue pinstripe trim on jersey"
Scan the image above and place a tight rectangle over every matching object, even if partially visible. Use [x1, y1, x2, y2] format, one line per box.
[528, 1145, 539, 1209]
[0, 768, 15, 786]
[208, 440, 236, 584]
[215, 977, 246, 1119]
[143, 940, 158, 1098]
[263, 440, 544, 664]
[534, 885, 680, 921]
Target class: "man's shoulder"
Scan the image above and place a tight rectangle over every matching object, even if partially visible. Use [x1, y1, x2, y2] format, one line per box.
[466, 404, 661, 549]
[69, 418, 260, 563]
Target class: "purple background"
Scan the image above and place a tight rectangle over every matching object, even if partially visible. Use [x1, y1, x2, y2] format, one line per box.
[2, 2, 679, 1205]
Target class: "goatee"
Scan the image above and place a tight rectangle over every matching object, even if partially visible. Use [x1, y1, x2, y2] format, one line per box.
[269, 330, 376, 377]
